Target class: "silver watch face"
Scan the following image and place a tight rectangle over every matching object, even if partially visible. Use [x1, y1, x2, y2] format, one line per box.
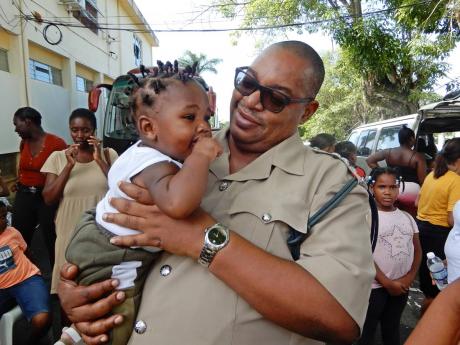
[207, 226, 228, 246]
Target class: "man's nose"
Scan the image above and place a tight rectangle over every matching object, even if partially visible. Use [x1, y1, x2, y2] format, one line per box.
[244, 89, 264, 110]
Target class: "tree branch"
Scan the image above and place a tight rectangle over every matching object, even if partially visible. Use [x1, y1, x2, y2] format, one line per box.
[327, 0, 342, 11]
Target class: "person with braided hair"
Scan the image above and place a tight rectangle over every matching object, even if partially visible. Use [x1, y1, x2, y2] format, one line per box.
[57, 61, 222, 345]
[357, 167, 421, 345]
[366, 126, 427, 217]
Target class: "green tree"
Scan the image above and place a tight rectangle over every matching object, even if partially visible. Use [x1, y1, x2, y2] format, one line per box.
[300, 51, 389, 141]
[299, 50, 439, 141]
[217, 0, 459, 115]
[178, 50, 223, 74]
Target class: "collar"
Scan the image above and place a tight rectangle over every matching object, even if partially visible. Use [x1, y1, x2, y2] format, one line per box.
[210, 127, 306, 181]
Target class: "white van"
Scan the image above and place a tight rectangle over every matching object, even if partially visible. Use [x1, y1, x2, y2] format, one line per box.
[348, 96, 460, 172]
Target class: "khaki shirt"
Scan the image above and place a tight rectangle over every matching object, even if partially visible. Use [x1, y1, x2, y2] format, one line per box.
[128, 128, 374, 345]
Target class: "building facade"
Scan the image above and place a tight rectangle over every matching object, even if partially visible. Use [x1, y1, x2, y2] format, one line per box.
[0, 0, 158, 179]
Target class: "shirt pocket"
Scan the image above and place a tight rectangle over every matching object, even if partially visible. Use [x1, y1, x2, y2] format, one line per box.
[227, 184, 310, 251]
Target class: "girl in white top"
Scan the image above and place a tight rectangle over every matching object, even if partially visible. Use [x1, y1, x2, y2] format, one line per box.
[357, 167, 422, 345]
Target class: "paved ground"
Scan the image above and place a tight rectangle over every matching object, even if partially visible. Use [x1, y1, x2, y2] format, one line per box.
[9, 229, 424, 345]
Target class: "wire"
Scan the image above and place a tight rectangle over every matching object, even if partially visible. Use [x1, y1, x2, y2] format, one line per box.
[38, 13, 298, 28]
[22, 3, 405, 29]
[28, 0, 113, 39]
[433, 75, 460, 91]
[20, 0, 434, 33]
[16, 0, 112, 56]
[11, 0, 108, 62]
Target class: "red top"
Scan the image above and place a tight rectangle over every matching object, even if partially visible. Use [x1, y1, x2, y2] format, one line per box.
[355, 165, 367, 179]
[18, 133, 67, 187]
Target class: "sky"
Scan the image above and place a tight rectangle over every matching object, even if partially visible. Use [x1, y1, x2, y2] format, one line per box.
[134, 0, 460, 123]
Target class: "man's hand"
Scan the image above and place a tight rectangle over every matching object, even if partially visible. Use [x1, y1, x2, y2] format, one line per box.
[57, 263, 125, 344]
[105, 182, 214, 259]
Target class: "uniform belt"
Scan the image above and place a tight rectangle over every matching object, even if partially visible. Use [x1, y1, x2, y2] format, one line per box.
[16, 183, 43, 194]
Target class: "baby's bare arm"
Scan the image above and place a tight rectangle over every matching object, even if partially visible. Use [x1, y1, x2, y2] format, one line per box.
[134, 142, 220, 218]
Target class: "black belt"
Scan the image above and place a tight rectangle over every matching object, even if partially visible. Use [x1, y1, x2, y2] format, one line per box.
[16, 183, 43, 194]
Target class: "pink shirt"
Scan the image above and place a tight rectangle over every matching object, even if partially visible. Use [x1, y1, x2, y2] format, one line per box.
[0, 227, 40, 289]
[372, 209, 418, 289]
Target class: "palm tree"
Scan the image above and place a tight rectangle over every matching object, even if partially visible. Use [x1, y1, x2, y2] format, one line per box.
[178, 50, 223, 75]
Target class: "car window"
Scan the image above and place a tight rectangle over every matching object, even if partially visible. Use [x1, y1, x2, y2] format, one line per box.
[348, 130, 360, 146]
[376, 125, 406, 151]
[356, 130, 369, 156]
[357, 129, 377, 157]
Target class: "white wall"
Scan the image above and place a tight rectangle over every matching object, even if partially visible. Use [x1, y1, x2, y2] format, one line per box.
[29, 79, 71, 143]
[0, 71, 22, 153]
[0, 0, 156, 155]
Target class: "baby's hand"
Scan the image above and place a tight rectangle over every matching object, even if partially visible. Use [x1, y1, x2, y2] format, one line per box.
[193, 137, 223, 162]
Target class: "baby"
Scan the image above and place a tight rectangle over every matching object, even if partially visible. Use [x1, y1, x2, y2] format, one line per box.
[63, 62, 222, 345]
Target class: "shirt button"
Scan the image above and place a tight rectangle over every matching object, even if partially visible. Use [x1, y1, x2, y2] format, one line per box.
[219, 181, 229, 191]
[160, 264, 172, 276]
[134, 320, 147, 334]
[261, 213, 272, 223]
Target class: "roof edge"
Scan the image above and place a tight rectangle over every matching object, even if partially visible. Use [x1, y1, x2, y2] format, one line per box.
[123, 0, 158, 47]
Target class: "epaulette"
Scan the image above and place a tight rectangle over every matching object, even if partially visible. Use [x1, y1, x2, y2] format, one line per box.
[310, 147, 364, 185]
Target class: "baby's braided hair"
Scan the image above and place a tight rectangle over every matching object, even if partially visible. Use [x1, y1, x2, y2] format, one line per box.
[128, 60, 205, 119]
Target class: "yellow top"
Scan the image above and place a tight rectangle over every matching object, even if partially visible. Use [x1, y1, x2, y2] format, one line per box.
[417, 170, 460, 227]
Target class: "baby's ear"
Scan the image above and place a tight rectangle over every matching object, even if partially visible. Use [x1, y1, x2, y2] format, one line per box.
[137, 115, 158, 141]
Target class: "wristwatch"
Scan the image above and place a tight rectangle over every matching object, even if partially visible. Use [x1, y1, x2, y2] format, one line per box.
[198, 223, 230, 267]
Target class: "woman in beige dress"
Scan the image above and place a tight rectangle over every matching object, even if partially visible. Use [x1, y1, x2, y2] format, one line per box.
[41, 108, 117, 337]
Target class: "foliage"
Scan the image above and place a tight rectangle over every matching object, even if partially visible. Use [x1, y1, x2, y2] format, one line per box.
[178, 50, 223, 75]
[216, 0, 459, 115]
[299, 51, 437, 140]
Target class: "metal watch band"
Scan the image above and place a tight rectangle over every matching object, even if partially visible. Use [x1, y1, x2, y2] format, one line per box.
[198, 223, 229, 267]
[198, 245, 217, 267]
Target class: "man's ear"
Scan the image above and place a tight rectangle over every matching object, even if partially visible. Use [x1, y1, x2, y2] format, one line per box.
[300, 100, 319, 124]
[137, 115, 158, 141]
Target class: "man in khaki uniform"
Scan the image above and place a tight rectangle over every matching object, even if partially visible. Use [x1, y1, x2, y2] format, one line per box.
[58, 40, 375, 345]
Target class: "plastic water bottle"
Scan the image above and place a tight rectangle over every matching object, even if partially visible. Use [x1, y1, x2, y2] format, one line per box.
[426, 252, 448, 290]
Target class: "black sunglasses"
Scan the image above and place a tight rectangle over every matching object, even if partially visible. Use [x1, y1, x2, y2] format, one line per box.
[234, 66, 314, 113]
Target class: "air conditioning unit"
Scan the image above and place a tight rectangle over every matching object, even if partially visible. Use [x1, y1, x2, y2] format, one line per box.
[59, 0, 85, 10]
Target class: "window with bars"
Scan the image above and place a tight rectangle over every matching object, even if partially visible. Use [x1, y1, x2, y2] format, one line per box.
[133, 35, 142, 66]
[29, 59, 63, 86]
[76, 75, 94, 92]
[0, 49, 9, 72]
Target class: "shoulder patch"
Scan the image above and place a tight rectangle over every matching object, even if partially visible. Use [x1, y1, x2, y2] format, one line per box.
[311, 147, 363, 182]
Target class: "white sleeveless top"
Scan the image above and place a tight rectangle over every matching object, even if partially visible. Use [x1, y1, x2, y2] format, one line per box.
[96, 141, 182, 236]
